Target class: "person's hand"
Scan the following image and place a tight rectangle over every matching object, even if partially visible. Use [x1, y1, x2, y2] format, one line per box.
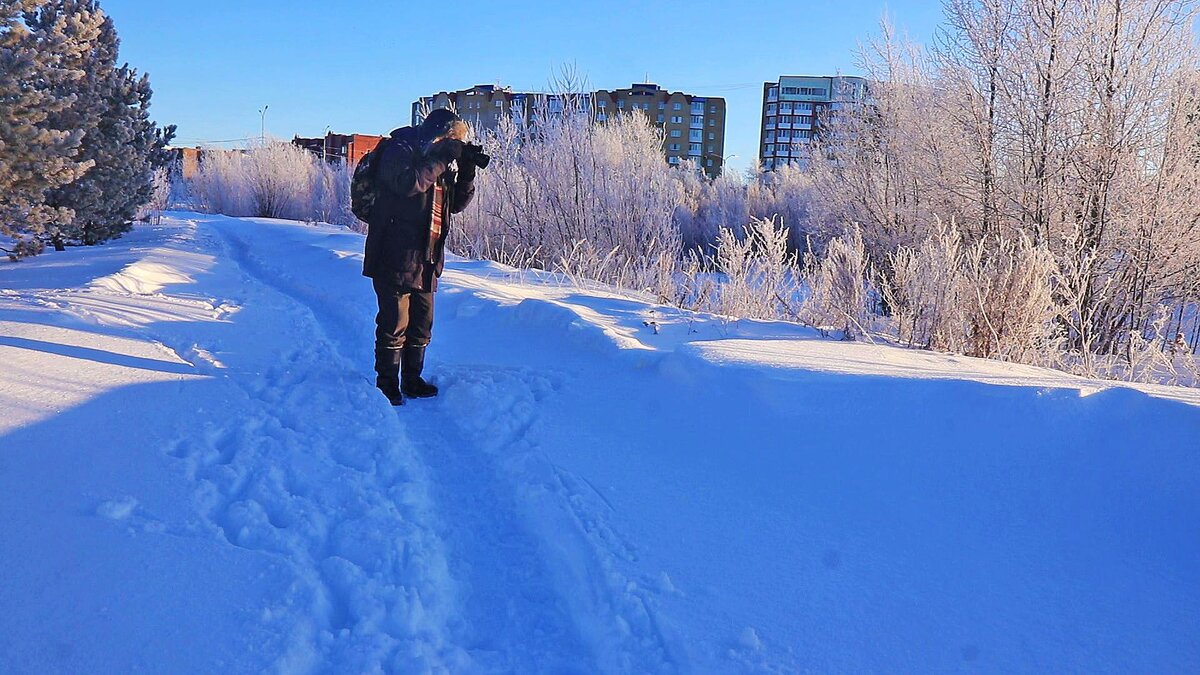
[431, 138, 463, 162]
[457, 156, 477, 181]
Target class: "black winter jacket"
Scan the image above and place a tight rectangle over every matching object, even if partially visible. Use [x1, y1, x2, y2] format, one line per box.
[362, 126, 476, 291]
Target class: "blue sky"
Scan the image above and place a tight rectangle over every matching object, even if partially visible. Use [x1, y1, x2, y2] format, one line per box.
[102, 0, 945, 174]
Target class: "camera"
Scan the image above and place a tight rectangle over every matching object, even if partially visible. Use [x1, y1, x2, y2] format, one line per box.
[461, 142, 491, 169]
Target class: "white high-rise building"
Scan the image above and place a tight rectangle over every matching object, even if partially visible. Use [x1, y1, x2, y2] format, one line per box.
[758, 75, 865, 171]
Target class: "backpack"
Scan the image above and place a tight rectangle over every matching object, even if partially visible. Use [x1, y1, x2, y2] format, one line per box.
[350, 139, 390, 222]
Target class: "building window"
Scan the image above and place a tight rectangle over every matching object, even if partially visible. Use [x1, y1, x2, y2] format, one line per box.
[657, 114, 664, 123]
[708, 119, 715, 126]
[689, 143, 701, 155]
[658, 102, 666, 109]
[707, 144, 714, 152]
[782, 86, 828, 97]
[597, 113, 606, 121]
[668, 156, 680, 165]
[691, 115, 703, 125]
[617, 100, 624, 108]
[494, 100, 502, 108]
[766, 104, 776, 115]
[669, 143, 680, 151]
[598, 100, 606, 108]
[671, 115, 682, 124]
[708, 132, 715, 140]
[673, 102, 682, 110]
[670, 129, 681, 138]
[707, 159, 713, 166]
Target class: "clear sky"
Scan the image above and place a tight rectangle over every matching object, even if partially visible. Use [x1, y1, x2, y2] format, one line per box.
[101, 0, 945, 175]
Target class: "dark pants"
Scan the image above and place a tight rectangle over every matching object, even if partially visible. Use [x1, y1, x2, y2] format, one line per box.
[372, 278, 434, 378]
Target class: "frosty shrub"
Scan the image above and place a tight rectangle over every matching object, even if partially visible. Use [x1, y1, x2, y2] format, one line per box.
[801, 226, 874, 339]
[190, 141, 356, 228]
[882, 219, 966, 351]
[674, 164, 751, 252]
[190, 148, 251, 217]
[708, 217, 801, 321]
[879, 218, 1062, 361]
[957, 234, 1059, 363]
[136, 167, 171, 225]
[242, 142, 319, 220]
[749, 163, 825, 251]
[451, 90, 683, 292]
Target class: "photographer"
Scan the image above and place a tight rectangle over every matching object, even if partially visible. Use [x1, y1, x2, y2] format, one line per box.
[361, 108, 487, 405]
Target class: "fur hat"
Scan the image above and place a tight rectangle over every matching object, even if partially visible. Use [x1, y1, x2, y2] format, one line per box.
[419, 108, 467, 142]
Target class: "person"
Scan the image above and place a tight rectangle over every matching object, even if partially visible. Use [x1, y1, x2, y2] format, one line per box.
[362, 108, 477, 405]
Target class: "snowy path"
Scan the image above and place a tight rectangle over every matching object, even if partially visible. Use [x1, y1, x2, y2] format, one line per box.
[208, 217, 681, 672]
[210, 220, 607, 671]
[3, 213, 1200, 673]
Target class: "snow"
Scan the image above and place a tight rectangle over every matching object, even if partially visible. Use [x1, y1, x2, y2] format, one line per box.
[1, 212, 1198, 673]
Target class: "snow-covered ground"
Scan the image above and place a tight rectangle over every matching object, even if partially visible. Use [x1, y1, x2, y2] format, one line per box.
[2, 213, 1198, 673]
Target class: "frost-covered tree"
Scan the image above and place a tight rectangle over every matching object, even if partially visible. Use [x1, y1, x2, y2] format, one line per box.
[27, 1, 174, 249]
[0, 0, 94, 256]
[806, 1, 1200, 379]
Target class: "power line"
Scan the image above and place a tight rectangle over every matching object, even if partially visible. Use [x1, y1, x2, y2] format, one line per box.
[170, 136, 258, 145]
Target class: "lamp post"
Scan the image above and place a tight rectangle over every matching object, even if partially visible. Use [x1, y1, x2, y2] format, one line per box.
[323, 125, 331, 162]
[258, 105, 269, 142]
[703, 152, 737, 177]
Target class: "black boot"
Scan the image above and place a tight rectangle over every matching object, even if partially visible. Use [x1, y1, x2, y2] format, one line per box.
[375, 348, 404, 406]
[401, 345, 438, 398]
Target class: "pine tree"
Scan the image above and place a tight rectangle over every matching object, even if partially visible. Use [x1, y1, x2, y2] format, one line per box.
[0, 0, 95, 257]
[27, 1, 173, 249]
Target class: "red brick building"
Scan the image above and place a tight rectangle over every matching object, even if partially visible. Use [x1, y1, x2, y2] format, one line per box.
[292, 132, 385, 165]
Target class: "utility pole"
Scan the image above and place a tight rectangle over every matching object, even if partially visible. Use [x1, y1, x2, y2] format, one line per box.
[258, 105, 269, 142]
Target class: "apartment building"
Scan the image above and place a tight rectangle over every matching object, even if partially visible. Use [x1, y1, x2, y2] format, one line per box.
[413, 83, 728, 176]
[758, 75, 866, 171]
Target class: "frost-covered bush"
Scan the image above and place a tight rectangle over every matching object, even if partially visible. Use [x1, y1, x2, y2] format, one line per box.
[708, 217, 801, 321]
[882, 219, 966, 351]
[451, 94, 683, 292]
[749, 163, 825, 251]
[136, 167, 171, 225]
[957, 234, 1059, 363]
[801, 226, 875, 339]
[879, 218, 1061, 361]
[189, 141, 357, 228]
[674, 165, 750, 252]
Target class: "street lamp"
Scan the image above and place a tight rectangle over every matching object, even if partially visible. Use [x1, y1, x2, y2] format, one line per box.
[702, 152, 737, 176]
[323, 125, 331, 162]
[258, 105, 269, 142]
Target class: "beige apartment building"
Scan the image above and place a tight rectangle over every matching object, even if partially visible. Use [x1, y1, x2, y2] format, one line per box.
[414, 83, 727, 176]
